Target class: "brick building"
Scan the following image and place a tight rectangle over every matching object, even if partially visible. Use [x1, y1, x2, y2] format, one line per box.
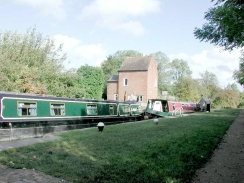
[107, 56, 158, 107]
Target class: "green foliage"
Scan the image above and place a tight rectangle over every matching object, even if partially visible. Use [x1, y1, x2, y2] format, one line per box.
[196, 71, 224, 107]
[237, 92, 244, 107]
[170, 59, 192, 84]
[223, 89, 240, 107]
[199, 71, 219, 86]
[213, 89, 240, 108]
[234, 50, 244, 85]
[194, 0, 244, 50]
[0, 109, 239, 182]
[77, 65, 105, 99]
[205, 84, 221, 105]
[175, 77, 199, 102]
[225, 83, 239, 92]
[46, 70, 85, 98]
[0, 28, 58, 93]
[0, 27, 85, 97]
[150, 51, 173, 96]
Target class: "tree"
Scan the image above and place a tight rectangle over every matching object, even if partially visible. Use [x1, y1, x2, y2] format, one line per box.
[77, 65, 104, 99]
[197, 71, 222, 107]
[174, 77, 200, 102]
[219, 89, 240, 108]
[233, 50, 244, 84]
[170, 59, 192, 83]
[150, 51, 173, 96]
[225, 83, 239, 92]
[0, 27, 85, 97]
[238, 92, 244, 107]
[199, 71, 219, 86]
[47, 71, 86, 98]
[194, 0, 244, 50]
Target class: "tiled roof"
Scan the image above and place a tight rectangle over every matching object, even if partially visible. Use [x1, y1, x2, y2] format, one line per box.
[107, 75, 118, 82]
[118, 56, 153, 72]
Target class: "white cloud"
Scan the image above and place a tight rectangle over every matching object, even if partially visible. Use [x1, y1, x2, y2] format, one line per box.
[74, 44, 106, 60]
[80, 0, 161, 17]
[169, 48, 242, 89]
[53, 34, 80, 52]
[79, 0, 161, 36]
[14, 0, 66, 20]
[53, 34, 107, 69]
[113, 21, 145, 36]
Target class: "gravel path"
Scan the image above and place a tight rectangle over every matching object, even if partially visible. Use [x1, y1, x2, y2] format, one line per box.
[0, 164, 68, 183]
[191, 110, 244, 183]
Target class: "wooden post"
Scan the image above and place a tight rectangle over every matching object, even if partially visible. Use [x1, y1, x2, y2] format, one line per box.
[9, 123, 12, 141]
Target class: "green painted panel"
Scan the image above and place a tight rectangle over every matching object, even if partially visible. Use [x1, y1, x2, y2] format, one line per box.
[155, 111, 169, 116]
[2, 97, 119, 119]
[145, 108, 169, 117]
[36, 101, 50, 117]
[2, 99, 17, 117]
[65, 102, 87, 116]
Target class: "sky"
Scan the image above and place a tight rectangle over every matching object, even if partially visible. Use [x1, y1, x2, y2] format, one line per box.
[0, 0, 242, 91]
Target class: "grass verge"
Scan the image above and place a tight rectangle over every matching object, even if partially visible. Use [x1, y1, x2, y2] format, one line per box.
[0, 109, 241, 183]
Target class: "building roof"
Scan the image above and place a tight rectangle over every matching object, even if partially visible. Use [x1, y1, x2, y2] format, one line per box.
[118, 56, 153, 72]
[107, 75, 118, 82]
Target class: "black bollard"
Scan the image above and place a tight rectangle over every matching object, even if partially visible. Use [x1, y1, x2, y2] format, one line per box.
[97, 122, 105, 132]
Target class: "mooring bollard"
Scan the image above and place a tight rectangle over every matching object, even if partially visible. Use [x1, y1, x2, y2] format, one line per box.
[97, 122, 105, 132]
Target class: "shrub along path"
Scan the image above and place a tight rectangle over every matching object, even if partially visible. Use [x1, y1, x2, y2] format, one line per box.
[191, 110, 244, 183]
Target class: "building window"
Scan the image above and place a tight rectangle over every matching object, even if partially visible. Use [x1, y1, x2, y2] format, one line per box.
[50, 103, 65, 116]
[87, 104, 97, 115]
[18, 102, 37, 116]
[124, 78, 128, 86]
[114, 94, 118, 100]
[137, 95, 143, 102]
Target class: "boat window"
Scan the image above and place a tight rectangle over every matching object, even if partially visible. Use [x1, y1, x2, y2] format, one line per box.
[153, 101, 163, 112]
[87, 104, 98, 115]
[162, 102, 168, 112]
[109, 105, 114, 115]
[50, 103, 65, 116]
[172, 103, 176, 110]
[18, 102, 37, 116]
[123, 105, 130, 113]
